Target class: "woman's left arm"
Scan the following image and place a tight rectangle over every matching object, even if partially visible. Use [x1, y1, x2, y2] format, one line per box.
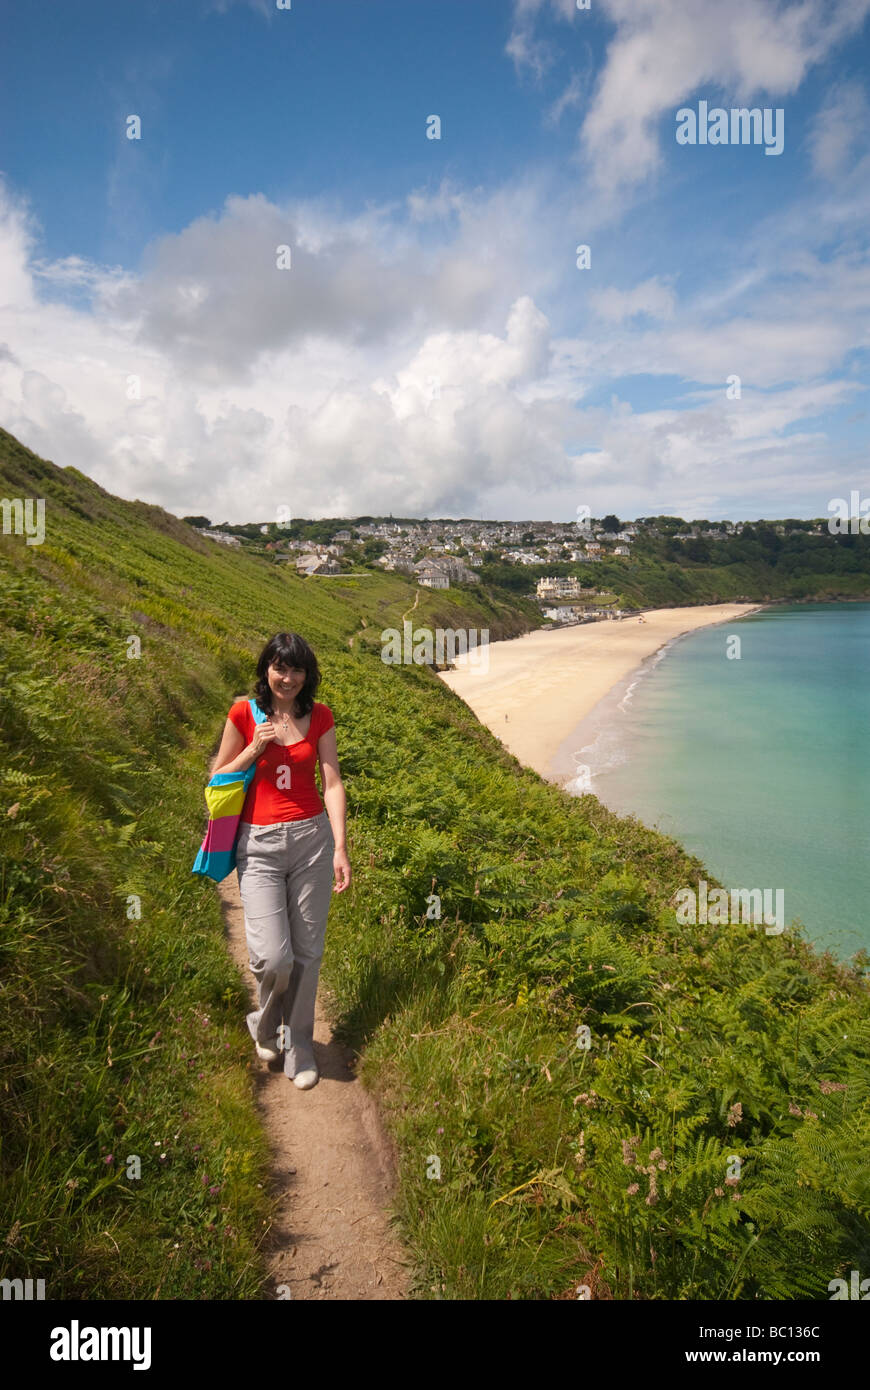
[317, 725, 351, 892]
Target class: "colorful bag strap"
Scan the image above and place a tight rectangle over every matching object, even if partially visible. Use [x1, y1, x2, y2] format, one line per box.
[240, 699, 269, 788]
[249, 697, 268, 727]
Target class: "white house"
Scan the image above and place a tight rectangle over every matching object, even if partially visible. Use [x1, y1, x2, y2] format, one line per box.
[197, 529, 241, 547]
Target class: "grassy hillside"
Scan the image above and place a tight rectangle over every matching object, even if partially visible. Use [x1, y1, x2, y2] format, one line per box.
[481, 554, 870, 612]
[1, 427, 868, 1300]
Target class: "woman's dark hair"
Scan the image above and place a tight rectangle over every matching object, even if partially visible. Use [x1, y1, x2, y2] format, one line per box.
[253, 632, 321, 717]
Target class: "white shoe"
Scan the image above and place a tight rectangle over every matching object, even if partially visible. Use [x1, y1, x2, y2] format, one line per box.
[255, 1038, 281, 1062]
[292, 1068, 319, 1090]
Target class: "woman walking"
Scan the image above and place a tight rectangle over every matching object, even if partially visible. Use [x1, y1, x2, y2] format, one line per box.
[211, 632, 351, 1089]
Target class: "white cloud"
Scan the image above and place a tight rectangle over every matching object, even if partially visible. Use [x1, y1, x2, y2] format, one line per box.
[506, 0, 579, 80]
[592, 277, 676, 322]
[544, 72, 585, 127]
[0, 172, 865, 524]
[807, 82, 870, 178]
[203, 0, 273, 18]
[583, 0, 870, 192]
[509, 0, 870, 194]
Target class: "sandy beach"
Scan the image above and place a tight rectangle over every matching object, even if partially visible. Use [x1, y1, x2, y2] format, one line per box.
[437, 604, 765, 783]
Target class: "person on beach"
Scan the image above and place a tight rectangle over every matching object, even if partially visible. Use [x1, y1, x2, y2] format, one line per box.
[211, 632, 351, 1090]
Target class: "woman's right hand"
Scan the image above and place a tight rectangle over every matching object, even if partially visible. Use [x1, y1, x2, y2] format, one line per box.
[250, 721, 278, 756]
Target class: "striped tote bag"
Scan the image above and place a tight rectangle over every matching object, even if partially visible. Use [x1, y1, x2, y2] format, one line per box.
[192, 698, 268, 882]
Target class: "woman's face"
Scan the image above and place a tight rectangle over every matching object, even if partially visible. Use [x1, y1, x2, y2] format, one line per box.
[267, 661, 306, 701]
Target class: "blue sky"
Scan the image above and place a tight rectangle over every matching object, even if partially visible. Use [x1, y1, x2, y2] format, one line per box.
[1, 0, 868, 523]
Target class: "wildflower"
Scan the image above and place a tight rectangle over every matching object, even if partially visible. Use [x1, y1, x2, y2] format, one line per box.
[621, 1136, 640, 1166]
[731, 1192, 741, 1202]
[209, 1185, 221, 1196]
[626, 1183, 639, 1195]
[65, 1179, 79, 1191]
[714, 1187, 724, 1197]
[574, 1130, 586, 1170]
[726, 1102, 743, 1128]
[725, 1175, 739, 1186]
[104, 1154, 114, 1165]
[803, 1109, 818, 1120]
[159, 1153, 167, 1161]
[436, 1127, 444, 1134]
[819, 1081, 847, 1094]
[788, 1102, 802, 1116]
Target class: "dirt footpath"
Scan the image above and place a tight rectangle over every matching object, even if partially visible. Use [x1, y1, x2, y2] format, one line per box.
[219, 875, 412, 1300]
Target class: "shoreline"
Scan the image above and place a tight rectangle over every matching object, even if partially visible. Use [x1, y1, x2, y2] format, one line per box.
[545, 625, 706, 797]
[436, 603, 766, 784]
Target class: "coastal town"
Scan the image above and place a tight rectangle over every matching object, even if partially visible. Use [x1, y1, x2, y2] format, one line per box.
[191, 513, 814, 626]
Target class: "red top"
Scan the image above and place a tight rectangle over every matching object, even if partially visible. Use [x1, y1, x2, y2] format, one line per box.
[228, 699, 335, 825]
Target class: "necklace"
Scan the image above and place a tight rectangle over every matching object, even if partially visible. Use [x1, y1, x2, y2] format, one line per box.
[275, 706, 294, 732]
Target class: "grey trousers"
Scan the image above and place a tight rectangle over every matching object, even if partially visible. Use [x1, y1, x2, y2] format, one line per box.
[235, 812, 335, 1078]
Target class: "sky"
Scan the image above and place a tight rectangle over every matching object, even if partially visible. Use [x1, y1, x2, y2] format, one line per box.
[0, 0, 868, 524]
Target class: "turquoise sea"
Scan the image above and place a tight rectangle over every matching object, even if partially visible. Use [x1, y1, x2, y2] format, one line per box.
[550, 603, 870, 962]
